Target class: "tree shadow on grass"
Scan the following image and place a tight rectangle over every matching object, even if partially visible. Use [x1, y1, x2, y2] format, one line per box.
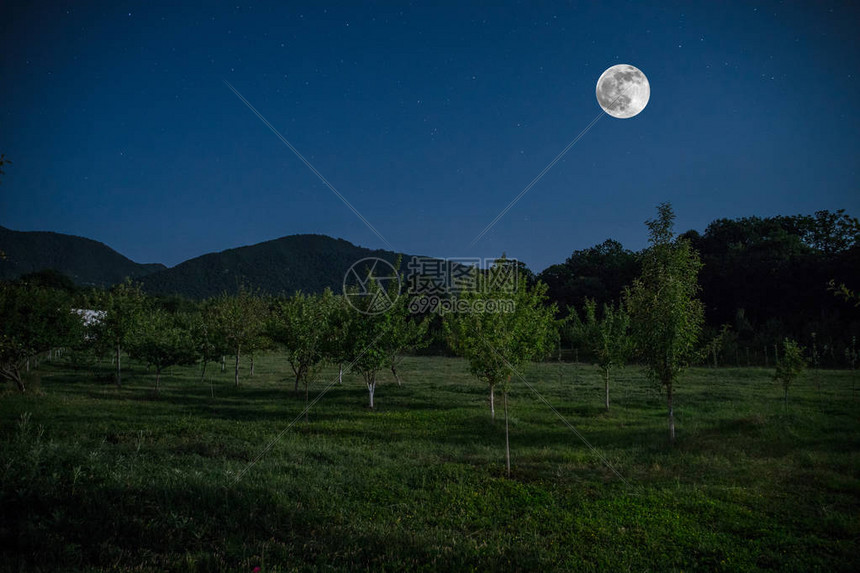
[683, 411, 860, 460]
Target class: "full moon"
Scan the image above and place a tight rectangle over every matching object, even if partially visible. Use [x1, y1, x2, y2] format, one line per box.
[596, 64, 650, 119]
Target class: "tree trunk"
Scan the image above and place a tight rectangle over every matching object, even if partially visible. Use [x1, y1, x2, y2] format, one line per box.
[234, 346, 241, 387]
[294, 370, 301, 393]
[667, 384, 675, 444]
[115, 343, 122, 387]
[250, 355, 255, 376]
[155, 368, 161, 392]
[200, 359, 208, 383]
[2, 365, 25, 392]
[604, 368, 611, 411]
[504, 389, 511, 478]
[305, 381, 310, 422]
[712, 345, 718, 368]
[221, 355, 226, 373]
[391, 363, 402, 386]
[338, 363, 343, 385]
[784, 386, 788, 409]
[489, 384, 495, 420]
[368, 377, 376, 409]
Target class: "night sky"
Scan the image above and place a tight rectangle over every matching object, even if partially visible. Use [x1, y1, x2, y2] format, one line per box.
[2, 1, 858, 272]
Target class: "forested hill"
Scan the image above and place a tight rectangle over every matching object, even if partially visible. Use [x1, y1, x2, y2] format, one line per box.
[139, 234, 406, 299]
[0, 226, 165, 287]
[0, 227, 420, 299]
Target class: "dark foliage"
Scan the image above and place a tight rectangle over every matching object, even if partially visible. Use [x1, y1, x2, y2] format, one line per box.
[12, 269, 79, 294]
[542, 210, 860, 364]
[538, 239, 640, 316]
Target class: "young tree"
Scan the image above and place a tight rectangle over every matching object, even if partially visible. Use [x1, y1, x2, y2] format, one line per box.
[96, 279, 145, 387]
[322, 293, 354, 386]
[246, 327, 274, 377]
[703, 324, 733, 368]
[379, 289, 430, 386]
[270, 289, 338, 416]
[210, 286, 269, 387]
[0, 283, 81, 391]
[342, 279, 395, 410]
[127, 308, 196, 391]
[189, 302, 228, 385]
[444, 257, 559, 476]
[625, 203, 704, 443]
[572, 298, 631, 411]
[773, 338, 807, 408]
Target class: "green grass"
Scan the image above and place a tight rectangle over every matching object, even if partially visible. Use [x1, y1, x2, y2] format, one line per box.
[1, 355, 859, 571]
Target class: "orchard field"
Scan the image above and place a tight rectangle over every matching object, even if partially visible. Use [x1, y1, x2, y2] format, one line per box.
[1, 354, 859, 571]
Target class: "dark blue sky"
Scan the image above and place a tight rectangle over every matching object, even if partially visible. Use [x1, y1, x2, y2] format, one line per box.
[2, 1, 858, 272]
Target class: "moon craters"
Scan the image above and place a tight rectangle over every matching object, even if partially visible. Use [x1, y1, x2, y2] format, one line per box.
[596, 64, 650, 119]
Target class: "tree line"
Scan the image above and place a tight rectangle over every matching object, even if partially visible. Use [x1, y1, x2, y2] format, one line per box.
[540, 208, 860, 368]
[0, 204, 840, 471]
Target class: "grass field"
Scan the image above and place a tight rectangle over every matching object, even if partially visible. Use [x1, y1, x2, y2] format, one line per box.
[1, 354, 859, 571]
